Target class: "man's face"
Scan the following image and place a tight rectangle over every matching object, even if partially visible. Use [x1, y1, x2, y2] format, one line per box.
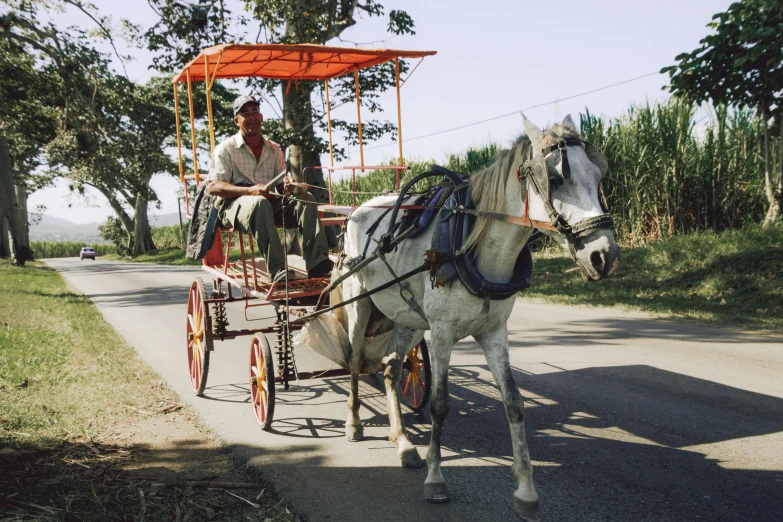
[235, 103, 263, 137]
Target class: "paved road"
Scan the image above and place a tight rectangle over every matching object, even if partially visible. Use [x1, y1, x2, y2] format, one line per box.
[47, 258, 783, 522]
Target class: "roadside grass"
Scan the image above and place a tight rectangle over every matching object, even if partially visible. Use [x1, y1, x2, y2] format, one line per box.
[103, 248, 200, 266]
[0, 259, 299, 521]
[31, 241, 116, 258]
[523, 223, 783, 332]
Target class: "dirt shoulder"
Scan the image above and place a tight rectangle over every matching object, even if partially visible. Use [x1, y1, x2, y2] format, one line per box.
[0, 260, 298, 521]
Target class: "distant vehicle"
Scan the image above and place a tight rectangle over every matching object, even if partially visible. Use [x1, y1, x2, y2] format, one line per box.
[79, 247, 96, 260]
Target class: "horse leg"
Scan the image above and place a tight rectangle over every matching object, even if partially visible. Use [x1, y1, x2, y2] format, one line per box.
[424, 324, 456, 503]
[474, 326, 540, 522]
[345, 298, 372, 442]
[381, 324, 424, 468]
[346, 370, 363, 441]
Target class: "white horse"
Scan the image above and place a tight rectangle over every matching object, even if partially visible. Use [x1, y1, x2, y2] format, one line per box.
[325, 114, 620, 521]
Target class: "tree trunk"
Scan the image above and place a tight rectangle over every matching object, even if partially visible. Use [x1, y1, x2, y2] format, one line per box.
[282, 84, 329, 203]
[132, 171, 156, 255]
[91, 182, 135, 245]
[0, 135, 27, 265]
[282, 83, 338, 246]
[761, 108, 780, 228]
[14, 182, 33, 261]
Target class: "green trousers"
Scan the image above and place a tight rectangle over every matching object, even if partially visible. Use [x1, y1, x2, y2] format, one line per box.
[216, 192, 329, 275]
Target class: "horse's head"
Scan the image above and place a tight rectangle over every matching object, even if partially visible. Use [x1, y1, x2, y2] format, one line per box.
[520, 113, 620, 281]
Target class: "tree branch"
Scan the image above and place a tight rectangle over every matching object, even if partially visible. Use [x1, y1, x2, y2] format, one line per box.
[62, 0, 129, 78]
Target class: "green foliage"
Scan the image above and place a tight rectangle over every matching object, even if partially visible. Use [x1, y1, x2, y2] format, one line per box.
[328, 144, 499, 206]
[581, 100, 775, 243]
[30, 242, 117, 258]
[98, 217, 132, 256]
[525, 223, 783, 332]
[326, 99, 775, 244]
[151, 223, 188, 250]
[661, 0, 783, 117]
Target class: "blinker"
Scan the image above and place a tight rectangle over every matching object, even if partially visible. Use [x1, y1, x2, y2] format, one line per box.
[559, 143, 571, 179]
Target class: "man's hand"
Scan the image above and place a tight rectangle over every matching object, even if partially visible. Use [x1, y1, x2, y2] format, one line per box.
[282, 177, 296, 195]
[247, 183, 274, 197]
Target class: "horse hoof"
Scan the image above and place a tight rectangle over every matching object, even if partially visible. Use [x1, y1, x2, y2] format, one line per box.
[424, 482, 450, 503]
[514, 497, 541, 521]
[399, 448, 424, 469]
[346, 425, 363, 442]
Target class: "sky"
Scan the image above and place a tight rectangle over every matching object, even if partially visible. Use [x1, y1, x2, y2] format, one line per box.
[28, 0, 734, 224]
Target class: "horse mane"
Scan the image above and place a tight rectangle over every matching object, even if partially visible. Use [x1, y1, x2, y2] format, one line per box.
[462, 135, 531, 252]
[461, 124, 583, 252]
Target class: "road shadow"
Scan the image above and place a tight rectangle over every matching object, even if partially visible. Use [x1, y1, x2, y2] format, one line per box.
[250, 362, 783, 521]
[450, 316, 782, 357]
[85, 284, 190, 308]
[8, 362, 781, 521]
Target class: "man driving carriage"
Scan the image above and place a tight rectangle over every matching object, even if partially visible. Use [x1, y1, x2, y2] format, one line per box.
[206, 95, 334, 282]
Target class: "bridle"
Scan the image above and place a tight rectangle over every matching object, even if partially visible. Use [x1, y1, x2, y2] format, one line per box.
[519, 133, 614, 260]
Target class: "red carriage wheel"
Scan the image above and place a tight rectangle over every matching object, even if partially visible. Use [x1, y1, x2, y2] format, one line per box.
[250, 334, 276, 430]
[186, 277, 212, 396]
[399, 339, 431, 411]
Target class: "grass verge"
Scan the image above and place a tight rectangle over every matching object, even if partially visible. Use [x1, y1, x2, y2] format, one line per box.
[102, 249, 200, 266]
[0, 259, 299, 521]
[524, 223, 783, 333]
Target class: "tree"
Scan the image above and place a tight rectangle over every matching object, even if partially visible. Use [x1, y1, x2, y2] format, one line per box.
[145, 0, 416, 199]
[0, 6, 65, 264]
[662, 0, 783, 228]
[2, 0, 229, 255]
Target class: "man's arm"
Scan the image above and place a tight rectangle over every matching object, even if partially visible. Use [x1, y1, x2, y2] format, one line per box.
[207, 180, 274, 199]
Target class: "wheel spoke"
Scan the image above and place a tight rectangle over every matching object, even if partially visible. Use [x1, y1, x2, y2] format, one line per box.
[187, 313, 197, 332]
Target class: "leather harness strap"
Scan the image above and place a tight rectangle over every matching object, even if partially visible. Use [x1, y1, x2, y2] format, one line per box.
[453, 207, 557, 232]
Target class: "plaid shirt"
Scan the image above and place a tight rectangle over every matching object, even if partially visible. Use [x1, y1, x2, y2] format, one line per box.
[207, 132, 286, 186]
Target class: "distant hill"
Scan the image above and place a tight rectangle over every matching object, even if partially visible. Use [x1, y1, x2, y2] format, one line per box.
[149, 212, 184, 227]
[30, 215, 104, 242]
[30, 213, 185, 242]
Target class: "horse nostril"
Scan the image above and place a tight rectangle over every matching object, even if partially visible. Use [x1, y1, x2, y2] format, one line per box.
[590, 251, 605, 273]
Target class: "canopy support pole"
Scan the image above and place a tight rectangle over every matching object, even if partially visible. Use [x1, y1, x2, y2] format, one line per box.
[325, 79, 334, 168]
[354, 70, 364, 172]
[395, 58, 403, 190]
[186, 70, 199, 184]
[173, 84, 184, 183]
[205, 56, 215, 153]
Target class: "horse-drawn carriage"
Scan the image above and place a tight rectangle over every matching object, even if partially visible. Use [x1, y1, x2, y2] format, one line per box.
[174, 44, 437, 428]
[174, 43, 620, 521]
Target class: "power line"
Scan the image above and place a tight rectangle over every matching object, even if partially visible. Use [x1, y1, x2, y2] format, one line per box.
[355, 70, 662, 153]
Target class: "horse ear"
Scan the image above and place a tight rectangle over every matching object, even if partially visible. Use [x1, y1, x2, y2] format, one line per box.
[520, 112, 543, 147]
[584, 142, 609, 177]
[562, 114, 578, 133]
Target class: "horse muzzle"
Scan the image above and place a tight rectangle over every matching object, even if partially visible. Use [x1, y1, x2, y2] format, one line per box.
[574, 230, 621, 281]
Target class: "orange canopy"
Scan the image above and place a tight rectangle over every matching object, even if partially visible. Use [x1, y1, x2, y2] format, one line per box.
[172, 43, 436, 83]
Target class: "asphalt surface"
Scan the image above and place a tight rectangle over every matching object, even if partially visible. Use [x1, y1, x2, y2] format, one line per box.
[46, 258, 783, 522]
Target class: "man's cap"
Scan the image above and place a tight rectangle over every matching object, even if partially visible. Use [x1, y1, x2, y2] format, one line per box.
[233, 95, 260, 116]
